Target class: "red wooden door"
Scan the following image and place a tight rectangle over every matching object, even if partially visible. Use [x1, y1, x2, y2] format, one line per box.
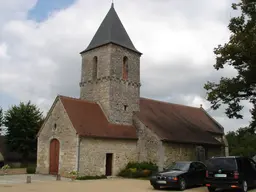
[49, 139, 60, 175]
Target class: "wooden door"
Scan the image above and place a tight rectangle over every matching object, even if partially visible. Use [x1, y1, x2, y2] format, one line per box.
[196, 146, 206, 162]
[105, 153, 113, 176]
[49, 139, 60, 175]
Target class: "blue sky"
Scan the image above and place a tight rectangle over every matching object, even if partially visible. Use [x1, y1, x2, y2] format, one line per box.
[0, 0, 250, 132]
[28, 0, 76, 22]
[0, 0, 75, 112]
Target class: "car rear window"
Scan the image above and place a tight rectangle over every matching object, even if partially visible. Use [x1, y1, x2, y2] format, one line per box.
[206, 158, 237, 171]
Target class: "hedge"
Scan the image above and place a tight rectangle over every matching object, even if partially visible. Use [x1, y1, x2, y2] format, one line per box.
[118, 161, 158, 178]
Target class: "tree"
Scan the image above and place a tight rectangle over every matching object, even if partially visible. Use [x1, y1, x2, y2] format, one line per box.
[204, 0, 256, 131]
[4, 101, 44, 163]
[226, 127, 256, 157]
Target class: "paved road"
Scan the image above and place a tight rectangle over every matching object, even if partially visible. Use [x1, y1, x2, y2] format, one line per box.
[0, 175, 256, 192]
[0, 174, 69, 184]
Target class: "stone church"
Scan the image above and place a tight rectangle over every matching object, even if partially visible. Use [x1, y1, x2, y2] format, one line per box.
[36, 3, 229, 176]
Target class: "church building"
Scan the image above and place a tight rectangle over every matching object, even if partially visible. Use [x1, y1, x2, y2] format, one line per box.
[36, 3, 229, 177]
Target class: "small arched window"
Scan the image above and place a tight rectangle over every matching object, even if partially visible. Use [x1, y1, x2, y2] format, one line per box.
[122, 56, 128, 80]
[92, 56, 98, 80]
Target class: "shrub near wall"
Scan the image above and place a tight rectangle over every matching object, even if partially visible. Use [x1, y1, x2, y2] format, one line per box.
[118, 162, 158, 178]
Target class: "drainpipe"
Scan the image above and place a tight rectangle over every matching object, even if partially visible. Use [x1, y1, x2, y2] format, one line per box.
[76, 135, 81, 174]
[158, 143, 165, 172]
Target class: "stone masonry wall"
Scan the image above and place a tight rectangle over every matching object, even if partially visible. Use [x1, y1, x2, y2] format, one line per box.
[80, 44, 141, 125]
[78, 138, 137, 176]
[207, 146, 223, 158]
[163, 142, 223, 167]
[133, 116, 164, 170]
[211, 133, 227, 156]
[36, 98, 78, 176]
[163, 143, 196, 167]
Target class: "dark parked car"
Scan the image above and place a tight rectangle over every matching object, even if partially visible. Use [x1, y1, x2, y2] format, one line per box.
[150, 161, 206, 191]
[205, 156, 256, 192]
[253, 155, 256, 162]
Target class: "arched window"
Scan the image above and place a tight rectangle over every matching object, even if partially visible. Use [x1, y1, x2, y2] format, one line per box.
[122, 56, 128, 80]
[92, 56, 98, 80]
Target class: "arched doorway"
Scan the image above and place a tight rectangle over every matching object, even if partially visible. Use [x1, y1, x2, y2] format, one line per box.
[49, 139, 60, 175]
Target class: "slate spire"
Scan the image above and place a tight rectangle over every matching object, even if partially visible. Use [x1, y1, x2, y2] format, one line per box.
[81, 3, 141, 54]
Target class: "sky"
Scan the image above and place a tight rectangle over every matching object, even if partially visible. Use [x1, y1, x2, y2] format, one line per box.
[0, 0, 252, 133]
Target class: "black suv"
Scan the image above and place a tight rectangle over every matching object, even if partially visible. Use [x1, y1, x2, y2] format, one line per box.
[205, 156, 256, 192]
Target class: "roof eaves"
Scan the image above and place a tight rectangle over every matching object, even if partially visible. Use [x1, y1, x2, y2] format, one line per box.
[36, 95, 60, 138]
[200, 108, 225, 132]
[80, 42, 142, 55]
[161, 138, 223, 146]
[79, 135, 138, 140]
[59, 97, 80, 136]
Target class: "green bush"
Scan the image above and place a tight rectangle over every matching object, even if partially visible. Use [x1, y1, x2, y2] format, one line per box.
[118, 169, 133, 178]
[26, 166, 36, 174]
[76, 175, 107, 180]
[125, 161, 158, 171]
[118, 161, 158, 179]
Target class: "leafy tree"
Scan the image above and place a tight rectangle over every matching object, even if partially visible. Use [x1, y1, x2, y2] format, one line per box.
[4, 101, 44, 163]
[204, 0, 256, 131]
[226, 126, 256, 157]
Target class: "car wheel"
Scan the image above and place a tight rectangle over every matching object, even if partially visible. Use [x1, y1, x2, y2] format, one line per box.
[207, 187, 216, 192]
[241, 180, 248, 192]
[153, 185, 161, 190]
[179, 178, 186, 191]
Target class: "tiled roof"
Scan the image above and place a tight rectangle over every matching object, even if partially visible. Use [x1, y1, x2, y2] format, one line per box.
[59, 96, 137, 139]
[59, 96, 223, 145]
[135, 98, 223, 145]
[80, 3, 141, 54]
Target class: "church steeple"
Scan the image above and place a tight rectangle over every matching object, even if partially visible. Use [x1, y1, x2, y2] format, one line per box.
[79, 4, 141, 125]
[80, 3, 141, 54]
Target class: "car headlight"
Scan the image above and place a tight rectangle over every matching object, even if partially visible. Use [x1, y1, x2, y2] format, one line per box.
[168, 176, 178, 181]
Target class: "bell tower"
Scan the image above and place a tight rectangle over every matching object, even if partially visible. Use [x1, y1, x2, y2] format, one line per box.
[79, 3, 142, 125]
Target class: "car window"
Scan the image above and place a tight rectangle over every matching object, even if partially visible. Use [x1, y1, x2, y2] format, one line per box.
[236, 158, 243, 171]
[196, 162, 206, 170]
[206, 158, 237, 171]
[167, 162, 190, 171]
[190, 163, 196, 170]
[249, 159, 256, 171]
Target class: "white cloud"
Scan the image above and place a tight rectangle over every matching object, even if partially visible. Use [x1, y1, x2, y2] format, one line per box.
[0, 0, 249, 132]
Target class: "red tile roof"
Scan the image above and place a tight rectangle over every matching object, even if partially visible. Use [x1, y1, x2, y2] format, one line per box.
[59, 96, 223, 145]
[59, 96, 137, 139]
[136, 98, 223, 145]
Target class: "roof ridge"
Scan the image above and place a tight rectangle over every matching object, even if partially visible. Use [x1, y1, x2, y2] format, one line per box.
[200, 107, 224, 132]
[140, 97, 200, 110]
[59, 95, 97, 105]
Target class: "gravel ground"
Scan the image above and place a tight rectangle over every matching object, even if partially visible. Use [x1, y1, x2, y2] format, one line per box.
[0, 175, 255, 192]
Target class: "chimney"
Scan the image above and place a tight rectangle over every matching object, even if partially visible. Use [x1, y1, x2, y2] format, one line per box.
[200, 104, 203, 108]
